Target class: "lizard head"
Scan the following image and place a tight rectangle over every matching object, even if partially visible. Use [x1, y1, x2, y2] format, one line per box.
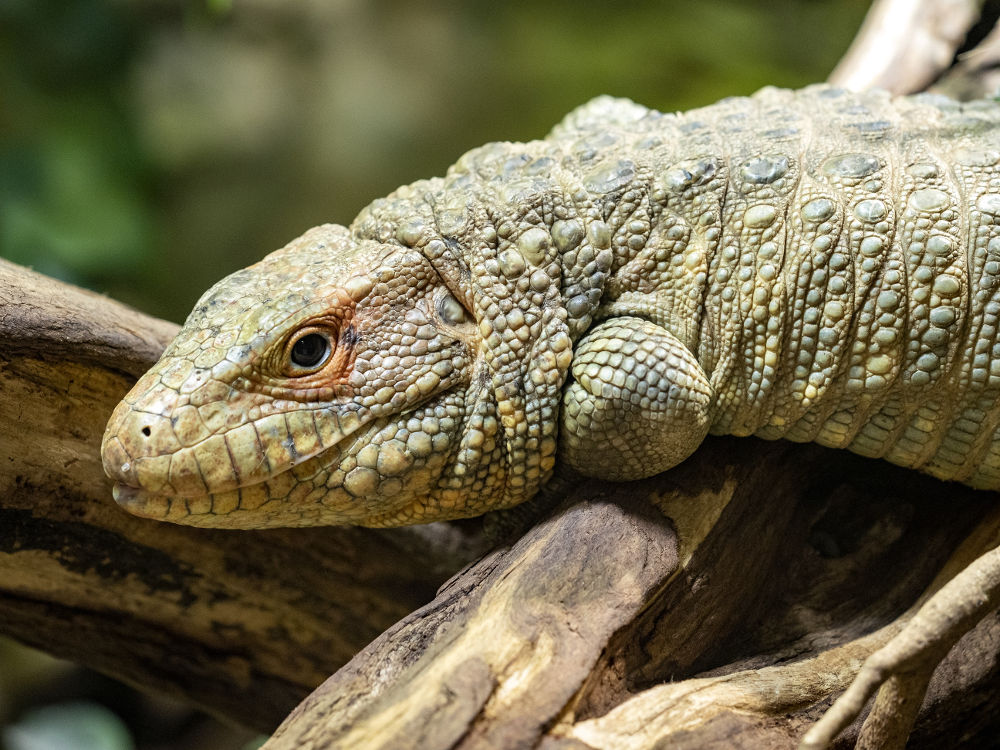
[101, 224, 505, 528]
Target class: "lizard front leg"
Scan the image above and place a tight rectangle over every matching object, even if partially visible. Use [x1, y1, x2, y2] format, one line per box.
[559, 316, 714, 481]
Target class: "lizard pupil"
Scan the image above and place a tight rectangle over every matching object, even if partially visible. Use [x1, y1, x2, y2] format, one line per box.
[290, 333, 330, 369]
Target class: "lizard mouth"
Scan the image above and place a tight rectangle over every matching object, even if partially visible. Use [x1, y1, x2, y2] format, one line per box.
[109, 448, 354, 527]
[112, 482, 173, 519]
[106, 385, 463, 528]
[108, 421, 364, 523]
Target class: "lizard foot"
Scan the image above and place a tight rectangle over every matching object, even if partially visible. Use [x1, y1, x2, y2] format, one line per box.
[800, 541, 1000, 750]
[559, 316, 713, 481]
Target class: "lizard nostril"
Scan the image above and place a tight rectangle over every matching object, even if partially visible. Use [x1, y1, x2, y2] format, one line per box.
[141, 426, 151, 437]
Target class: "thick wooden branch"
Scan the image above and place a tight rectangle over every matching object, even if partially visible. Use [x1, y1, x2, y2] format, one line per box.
[0, 259, 485, 732]
[827, 0, 982, 94]
[263, 441, 1000, 749]
[932, 20, 1000, 100]
[266, 490, 681, 750]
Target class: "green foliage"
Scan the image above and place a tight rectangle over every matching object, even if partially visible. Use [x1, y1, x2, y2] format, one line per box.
[0, 0, 869, 322]
[0, 0, 149, 288]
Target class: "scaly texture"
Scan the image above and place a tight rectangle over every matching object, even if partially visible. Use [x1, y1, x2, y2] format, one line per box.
[103, 84, 1000, 528]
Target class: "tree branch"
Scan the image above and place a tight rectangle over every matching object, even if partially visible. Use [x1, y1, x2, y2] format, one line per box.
[261, 439, 1000, 749]
[827, 0, 982, 94]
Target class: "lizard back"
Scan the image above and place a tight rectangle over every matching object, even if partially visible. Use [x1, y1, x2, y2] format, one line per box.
[103, 85, 1000, 530]
[567, 87, 1000, 488]
[358, 85, 1000, 489]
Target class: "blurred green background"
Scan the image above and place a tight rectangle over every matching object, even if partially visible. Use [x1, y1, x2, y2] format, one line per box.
[0, 0, 870, 748]
[2, 0, 870, 323]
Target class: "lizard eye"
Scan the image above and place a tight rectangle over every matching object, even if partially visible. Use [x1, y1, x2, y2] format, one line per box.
[437, 292, 469, 325]
[286, 329, 333, 374]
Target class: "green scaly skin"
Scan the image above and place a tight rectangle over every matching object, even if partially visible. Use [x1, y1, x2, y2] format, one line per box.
[103, 84, 1000, 529]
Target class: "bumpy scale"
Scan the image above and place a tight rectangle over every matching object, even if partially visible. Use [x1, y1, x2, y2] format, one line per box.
[103, 85, 1000, 527]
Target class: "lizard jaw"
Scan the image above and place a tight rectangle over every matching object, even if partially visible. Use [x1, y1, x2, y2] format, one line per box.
[105, 386, 476, 528]
[111, 482, 165, 517]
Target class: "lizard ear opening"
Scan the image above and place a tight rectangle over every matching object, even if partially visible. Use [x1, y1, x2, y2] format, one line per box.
[421, 239, 477, 316]
[436, 291, 470, 325]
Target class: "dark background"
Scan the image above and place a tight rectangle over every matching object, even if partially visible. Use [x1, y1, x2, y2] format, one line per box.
[0, 1, 870, 748]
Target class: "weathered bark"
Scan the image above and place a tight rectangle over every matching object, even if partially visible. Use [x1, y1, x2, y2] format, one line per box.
[0, 259, 486, 732]
[827, 0, 983, 94]
[262, 439, 1000, 749]
[839, 0, 1000, 103]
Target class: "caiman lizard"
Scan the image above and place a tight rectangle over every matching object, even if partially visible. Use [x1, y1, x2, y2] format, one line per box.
[101, 85, 1000, 748]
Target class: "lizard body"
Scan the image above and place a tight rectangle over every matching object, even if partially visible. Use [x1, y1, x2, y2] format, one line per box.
[102, 84, 1000, 528]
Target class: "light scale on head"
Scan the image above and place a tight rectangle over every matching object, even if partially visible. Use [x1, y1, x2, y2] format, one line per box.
[102, 224, 491, 528]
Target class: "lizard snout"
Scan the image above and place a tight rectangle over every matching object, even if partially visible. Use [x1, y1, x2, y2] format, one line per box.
[100, 365, 222, 499]
[101, 398, 186, 493]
